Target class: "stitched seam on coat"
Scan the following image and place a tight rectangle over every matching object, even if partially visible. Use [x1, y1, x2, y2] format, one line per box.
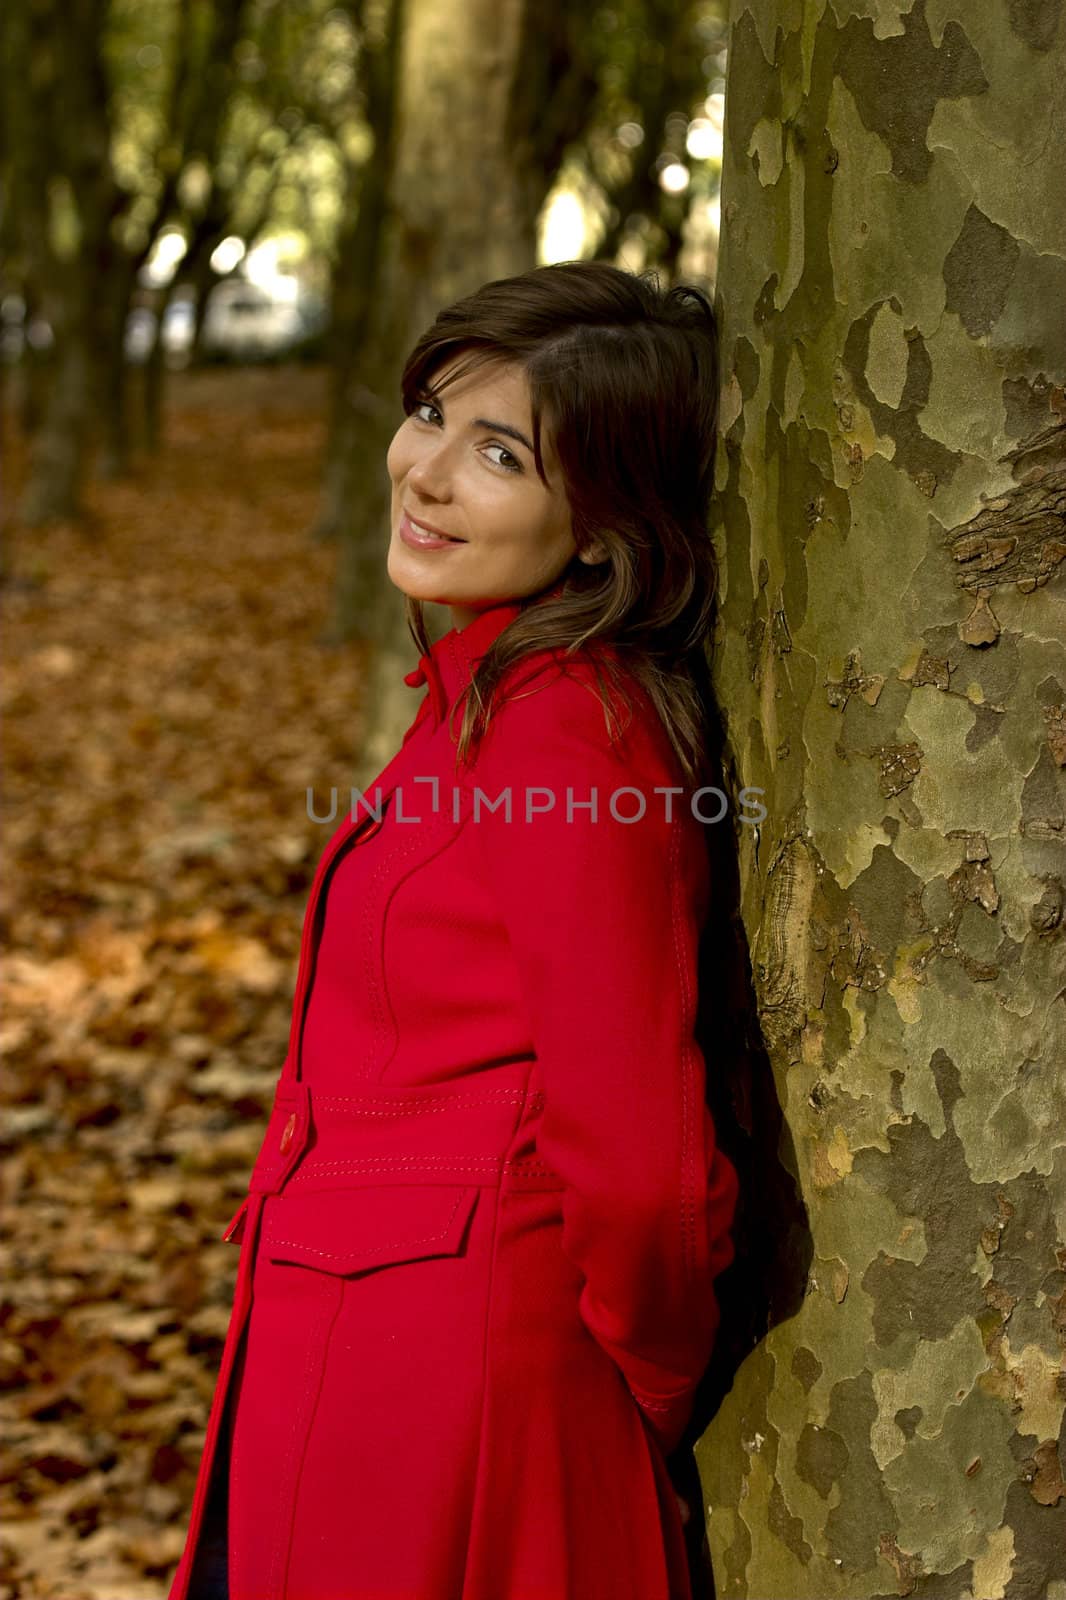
[311, 1090, 542, 1112]
[373, 813, 469, 1081]
[286, 1156, 556, 1177]
[290, 1156, 503, 1173]
[362, 828, 423, 1073]
[265, 1190, 469, 1260]
[281, 1277, 344, 1597]
[266, 1275, 341, 1600]
[669, 816, 696, 1279]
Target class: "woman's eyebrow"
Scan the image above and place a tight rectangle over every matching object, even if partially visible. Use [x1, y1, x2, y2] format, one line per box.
[470, 417, 534, 454]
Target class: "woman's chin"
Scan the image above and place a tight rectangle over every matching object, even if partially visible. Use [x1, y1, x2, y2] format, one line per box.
[387, 548, 444, 602]
[390, 539, 488, 602]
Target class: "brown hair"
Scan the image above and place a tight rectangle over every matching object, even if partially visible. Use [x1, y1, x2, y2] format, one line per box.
[400, 259, 721, 787]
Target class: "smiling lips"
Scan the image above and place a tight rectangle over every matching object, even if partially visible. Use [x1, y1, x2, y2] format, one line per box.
[399, 510, 465, 550]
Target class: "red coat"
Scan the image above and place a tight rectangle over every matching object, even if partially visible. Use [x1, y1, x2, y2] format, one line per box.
[168, 597, 738, 1600]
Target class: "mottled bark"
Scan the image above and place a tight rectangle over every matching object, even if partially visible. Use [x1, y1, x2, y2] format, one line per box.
[702, 2, 1066, 1596]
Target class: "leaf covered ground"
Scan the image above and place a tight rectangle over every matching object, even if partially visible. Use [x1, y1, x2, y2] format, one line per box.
[1, 366, 375, 1598]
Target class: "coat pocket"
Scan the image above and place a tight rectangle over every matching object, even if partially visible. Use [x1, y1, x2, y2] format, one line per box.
[260, 1184, 479, 1277]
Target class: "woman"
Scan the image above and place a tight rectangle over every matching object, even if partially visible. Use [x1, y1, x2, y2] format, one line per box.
[169, 260, 739, 1600]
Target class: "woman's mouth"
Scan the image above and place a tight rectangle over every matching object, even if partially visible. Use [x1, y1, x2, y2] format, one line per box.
[399, 510, 466, 551]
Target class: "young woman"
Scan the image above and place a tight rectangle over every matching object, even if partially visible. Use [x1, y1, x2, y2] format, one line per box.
[169, 260, 739, 1600]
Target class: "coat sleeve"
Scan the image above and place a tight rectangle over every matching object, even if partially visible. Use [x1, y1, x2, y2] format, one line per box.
[465, 666, 738, 1456]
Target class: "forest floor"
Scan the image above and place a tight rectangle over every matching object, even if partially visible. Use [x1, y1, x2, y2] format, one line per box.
[1, 365, 377, 1598]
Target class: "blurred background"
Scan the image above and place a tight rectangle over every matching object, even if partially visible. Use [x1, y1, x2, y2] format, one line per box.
[1, 2, 729, 1595]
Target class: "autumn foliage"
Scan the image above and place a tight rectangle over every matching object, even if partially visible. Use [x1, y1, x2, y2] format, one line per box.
[1, 367, 376, 1598]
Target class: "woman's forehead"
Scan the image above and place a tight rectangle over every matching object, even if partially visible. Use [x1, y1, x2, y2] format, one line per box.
[429, 350, 526, 401]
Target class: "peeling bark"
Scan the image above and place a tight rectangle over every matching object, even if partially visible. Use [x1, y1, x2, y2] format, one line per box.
[703, 2, 1066, 1595]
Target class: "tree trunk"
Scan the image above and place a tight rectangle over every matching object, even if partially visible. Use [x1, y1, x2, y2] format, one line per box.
[332, 0, 597, 787]
[14, 283, 52, 437]
[7, 0, 122, 524]
[16, 292, 96, 526]
[313, 0, 405, 546]
[701, 2, 1066, 1596]
[140, 280, 179, 455]
[95, 253, 140, 479]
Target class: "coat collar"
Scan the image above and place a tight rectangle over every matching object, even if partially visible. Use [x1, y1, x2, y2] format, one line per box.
[403, 582, 564, 728]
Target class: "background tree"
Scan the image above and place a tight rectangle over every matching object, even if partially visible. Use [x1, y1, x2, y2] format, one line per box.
[132, 0, 361, 451]
[0, 0, 362, 513]
[97, 0, 254, 474]
[701, 2, 1066, 1595]
[2, 0, 123, 524]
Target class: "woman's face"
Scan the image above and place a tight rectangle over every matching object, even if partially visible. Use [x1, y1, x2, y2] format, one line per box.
[386, 355, 579, 629]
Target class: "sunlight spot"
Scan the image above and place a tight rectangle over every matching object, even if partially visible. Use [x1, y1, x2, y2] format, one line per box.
[210, 236, 247, 276]
[540, 190, 587, 264]
[659, 162, 690, 195]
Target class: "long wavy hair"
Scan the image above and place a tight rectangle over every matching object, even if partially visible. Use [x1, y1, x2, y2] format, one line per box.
[399, 259, 721, 787]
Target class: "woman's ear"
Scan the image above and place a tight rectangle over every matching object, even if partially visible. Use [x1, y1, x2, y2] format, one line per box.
[578, 538, 608, 565]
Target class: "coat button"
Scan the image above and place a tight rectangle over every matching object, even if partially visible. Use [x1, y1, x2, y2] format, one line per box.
[279, 1112, 297, 1154]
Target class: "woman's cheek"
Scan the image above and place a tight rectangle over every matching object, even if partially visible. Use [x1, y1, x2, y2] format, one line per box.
[385, 422, 415, 484]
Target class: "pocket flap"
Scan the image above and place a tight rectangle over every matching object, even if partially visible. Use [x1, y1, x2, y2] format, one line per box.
[261, 1184, 479, 1276]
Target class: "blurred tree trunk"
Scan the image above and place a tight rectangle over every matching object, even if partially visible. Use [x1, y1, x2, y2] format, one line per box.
[96, 254, 140, 478]
[10, 286, 51, 436]
[139, 282, 175, 456]
[111, 0, 252, 463]
[4, 0, 120, 524]
[702, 2, 1066, 1596]
[181, 127, 290, 377]
[2, 0, 255, 511]
[322, 0, 598, 785]
[313, 0, 403, 547]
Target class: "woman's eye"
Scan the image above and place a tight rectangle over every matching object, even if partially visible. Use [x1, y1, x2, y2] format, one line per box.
[408, 399, 519, 473]
[480, 441, 518, 470]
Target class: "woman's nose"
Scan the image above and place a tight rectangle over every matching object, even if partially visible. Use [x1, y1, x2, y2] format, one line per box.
[407, 438, 455, 500]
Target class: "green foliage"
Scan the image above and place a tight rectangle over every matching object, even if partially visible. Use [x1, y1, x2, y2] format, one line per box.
[98, 0, 364, 262]
[569, 0, 728, 274]
[4, 0, 730, 300]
